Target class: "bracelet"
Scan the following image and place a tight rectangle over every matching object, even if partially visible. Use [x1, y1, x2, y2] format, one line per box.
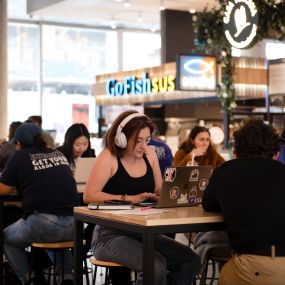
[121, 194, 127, 202]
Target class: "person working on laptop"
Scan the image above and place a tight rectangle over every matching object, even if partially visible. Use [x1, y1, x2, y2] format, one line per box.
[202, 118, 285, 285]
[84, 110, 201, 285]
[0, 123, 78, 285]
[57, 123, 95, 172]
[172, 126, 225, 168]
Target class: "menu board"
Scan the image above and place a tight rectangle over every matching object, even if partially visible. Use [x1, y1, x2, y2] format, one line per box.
[269, 59, 285, 95]
[176, 54, 217, 91]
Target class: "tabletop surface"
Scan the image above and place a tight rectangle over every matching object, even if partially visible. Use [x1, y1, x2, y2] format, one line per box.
[74, 206, 224, 227]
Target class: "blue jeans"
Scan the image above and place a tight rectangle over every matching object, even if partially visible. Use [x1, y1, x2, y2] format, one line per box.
[4, 213, 74, 284]
[92, 226, 201, 285]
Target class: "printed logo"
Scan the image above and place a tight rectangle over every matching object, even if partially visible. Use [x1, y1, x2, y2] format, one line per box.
[183, 59, 215, 75]
[177, 193, 188, 204]
[223, 0, 258, 49]
[170, 186, 179, 199]
[165, 167, 177, 182]
[199, 179, 209, 190]
[189, 169, 199, 182]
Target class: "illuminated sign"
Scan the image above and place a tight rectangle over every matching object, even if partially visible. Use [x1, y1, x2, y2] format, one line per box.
[106, 73, 175, 96]
[223, 0, 258, 49]
[176, 55, 217, 91]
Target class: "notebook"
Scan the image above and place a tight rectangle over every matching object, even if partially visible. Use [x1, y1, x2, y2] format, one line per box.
[88, 200, 134, 210]
[74, 157, 96, 185]
[156, 166, 212, 208]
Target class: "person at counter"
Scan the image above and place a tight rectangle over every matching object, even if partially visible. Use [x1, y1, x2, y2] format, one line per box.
[0, 123, 78, 285]
[202, 118, 285, 285]
[84, 110, 201, 285]
[172, 126, 224, 168]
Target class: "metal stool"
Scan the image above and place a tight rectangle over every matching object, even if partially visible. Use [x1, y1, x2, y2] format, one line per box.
[90, 256, 137, 285]
[29, 241, 74, 285]
[199, 246, 231, 285]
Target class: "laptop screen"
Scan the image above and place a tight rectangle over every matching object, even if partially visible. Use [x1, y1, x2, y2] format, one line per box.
[74, 157, 96, 184]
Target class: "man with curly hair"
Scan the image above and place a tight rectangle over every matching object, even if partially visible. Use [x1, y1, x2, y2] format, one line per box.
[202, 119, 285, 285]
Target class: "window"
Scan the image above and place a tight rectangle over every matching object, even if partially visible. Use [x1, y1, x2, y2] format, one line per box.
[122, 31, 161, 70]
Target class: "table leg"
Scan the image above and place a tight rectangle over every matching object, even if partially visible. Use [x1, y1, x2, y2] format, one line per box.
[143, 229, 154, 285]
[74, 218, 83, 285]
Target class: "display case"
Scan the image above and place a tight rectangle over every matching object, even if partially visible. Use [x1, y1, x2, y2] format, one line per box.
[267, 94, 285, 134]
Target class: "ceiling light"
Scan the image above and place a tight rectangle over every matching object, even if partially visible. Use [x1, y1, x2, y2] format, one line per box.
[110, 20, 117, 29]
[189, 9, 196, 14]
[159, 0, 165, 10]
[137, 12, 143, 22]
[115, 0, 122, 2]
[124, 0, 130, 8]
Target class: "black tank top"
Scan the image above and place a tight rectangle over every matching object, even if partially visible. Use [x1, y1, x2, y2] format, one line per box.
[102, 155, 155, 195]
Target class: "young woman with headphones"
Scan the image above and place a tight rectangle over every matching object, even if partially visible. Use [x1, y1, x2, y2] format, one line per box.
[84, 110, 201, 285]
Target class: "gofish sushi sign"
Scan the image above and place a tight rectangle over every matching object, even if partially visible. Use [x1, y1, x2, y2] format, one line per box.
[106, 73, 175, 96]
[223, 0, 258, 49]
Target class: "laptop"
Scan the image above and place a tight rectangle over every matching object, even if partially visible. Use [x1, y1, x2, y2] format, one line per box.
[74, 157, 96, 185]
[156, 166, 212, 208]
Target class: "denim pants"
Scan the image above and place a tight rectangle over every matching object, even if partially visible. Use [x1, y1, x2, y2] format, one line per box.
[92, 226, 201, 285]
[4, 213, 74, 284]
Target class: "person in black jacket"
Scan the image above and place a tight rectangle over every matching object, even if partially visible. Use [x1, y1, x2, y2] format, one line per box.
[202, 118, 285, 285]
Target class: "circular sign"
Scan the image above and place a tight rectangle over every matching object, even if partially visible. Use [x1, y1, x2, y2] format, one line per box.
[209, 126, 225, 145]
[223, 0, 258, 49]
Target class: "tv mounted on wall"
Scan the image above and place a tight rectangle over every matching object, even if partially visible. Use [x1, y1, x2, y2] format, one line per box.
[176, 54, 217, 92]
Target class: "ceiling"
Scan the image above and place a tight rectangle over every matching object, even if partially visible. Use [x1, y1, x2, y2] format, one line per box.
[23, 0, 219, 31]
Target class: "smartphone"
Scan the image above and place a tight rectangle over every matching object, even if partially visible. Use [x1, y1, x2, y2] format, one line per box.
[137, 202, 156, 207]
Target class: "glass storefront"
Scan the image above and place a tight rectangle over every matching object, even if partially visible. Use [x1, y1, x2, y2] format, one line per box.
[7, 20, 160, 145]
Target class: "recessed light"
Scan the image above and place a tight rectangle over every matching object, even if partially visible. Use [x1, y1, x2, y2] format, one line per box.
[124, 0, 130, 7]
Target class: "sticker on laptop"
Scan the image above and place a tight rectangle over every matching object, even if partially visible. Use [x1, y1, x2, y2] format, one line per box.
[199, 178, 209, 190]
[189, 197, 202, 204]
[165, 168, 177, 182]
[169, 186, 179, 199]
[177, 193, 188, 204]
[189, 186, 197, 197]
[189, 169, 199, 182]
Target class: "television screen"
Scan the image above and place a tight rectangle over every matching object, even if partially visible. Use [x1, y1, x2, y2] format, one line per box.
[176, 54, 217, 91]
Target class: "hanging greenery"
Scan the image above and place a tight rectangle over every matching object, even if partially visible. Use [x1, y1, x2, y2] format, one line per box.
[193, 0, 285, 118]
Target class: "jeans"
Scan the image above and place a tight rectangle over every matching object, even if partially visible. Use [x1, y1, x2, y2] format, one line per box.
[4, 213, 74, 284]
[92, 226, 201, 285]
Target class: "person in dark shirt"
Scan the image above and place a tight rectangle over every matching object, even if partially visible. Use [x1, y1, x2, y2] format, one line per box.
[148, 128, 173, 176]
[202, 119, 285, 285]
[84, 110, 201, 285]
[0, 121, 22, 172]
[0, 123, 78, 285]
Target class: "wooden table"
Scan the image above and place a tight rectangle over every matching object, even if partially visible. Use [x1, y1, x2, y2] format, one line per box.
[74, 206, 224, 285]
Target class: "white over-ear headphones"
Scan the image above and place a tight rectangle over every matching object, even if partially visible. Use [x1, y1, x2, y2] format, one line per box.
[115, 113, 146, 148]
